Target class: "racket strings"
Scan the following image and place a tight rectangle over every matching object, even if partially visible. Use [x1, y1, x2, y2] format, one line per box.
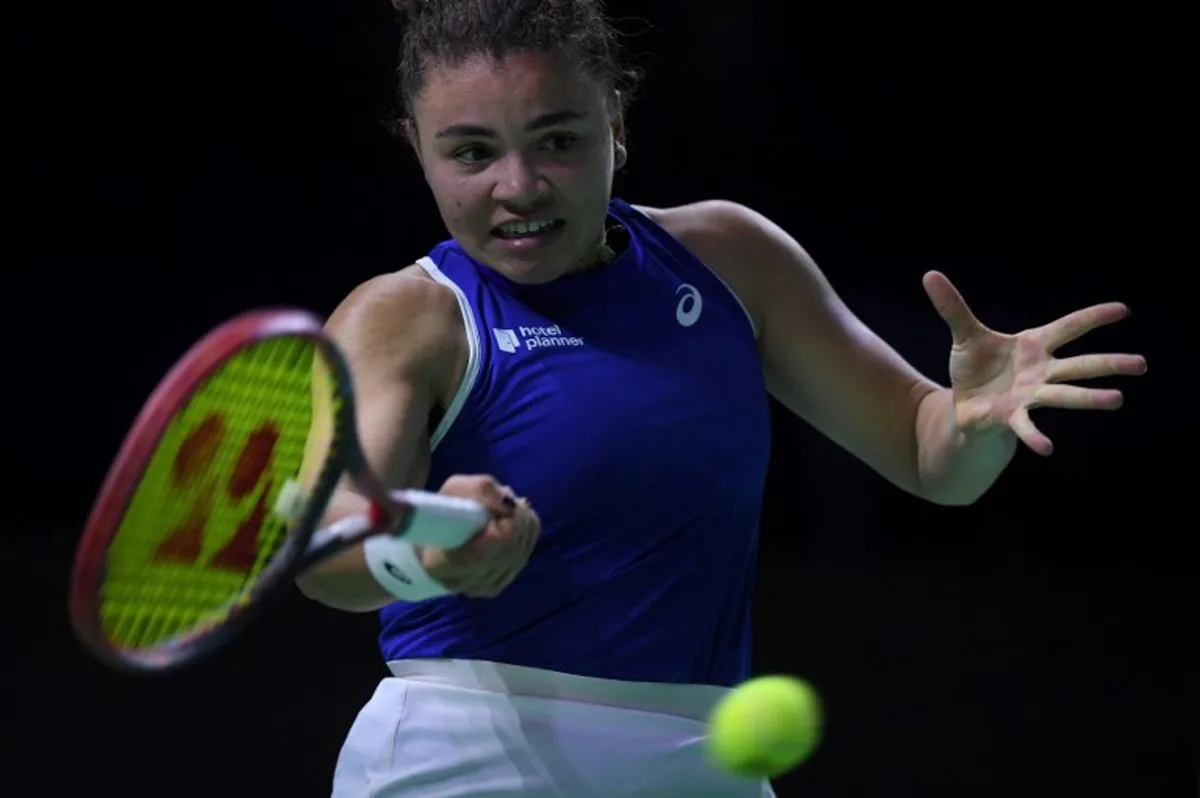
[101, 336, 327, 651]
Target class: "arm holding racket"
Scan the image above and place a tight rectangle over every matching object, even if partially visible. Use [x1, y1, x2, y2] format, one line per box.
[69, 271, 537, 672]
[295, 270, 540, 611]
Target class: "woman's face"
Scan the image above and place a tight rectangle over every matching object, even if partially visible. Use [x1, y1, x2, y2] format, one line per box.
[409, 50, 623, 284]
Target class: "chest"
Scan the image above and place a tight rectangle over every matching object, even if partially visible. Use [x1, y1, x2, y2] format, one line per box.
[438, 279, 771, 519]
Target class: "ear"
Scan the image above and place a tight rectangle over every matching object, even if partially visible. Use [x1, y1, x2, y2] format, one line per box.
[609, 95, 626, 144]
[610, 101, 627, 169]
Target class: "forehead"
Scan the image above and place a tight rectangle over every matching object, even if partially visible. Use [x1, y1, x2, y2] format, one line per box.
[414, 51, 606, 129]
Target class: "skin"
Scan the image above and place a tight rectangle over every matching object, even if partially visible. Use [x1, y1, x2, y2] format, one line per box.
[404, 51, 626, 284]
[297, 49, 1146, 611]
[294, 270, 541, 610]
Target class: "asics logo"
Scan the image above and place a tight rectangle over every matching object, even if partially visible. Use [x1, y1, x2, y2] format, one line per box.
[383, 561, 413, 585]
[675, 284, 703, 327]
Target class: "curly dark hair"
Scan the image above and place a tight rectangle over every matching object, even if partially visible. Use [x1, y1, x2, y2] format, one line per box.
[391, 0, 642, 125]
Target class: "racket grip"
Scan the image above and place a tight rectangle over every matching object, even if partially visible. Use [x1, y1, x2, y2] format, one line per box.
[391, 490, 491, 549]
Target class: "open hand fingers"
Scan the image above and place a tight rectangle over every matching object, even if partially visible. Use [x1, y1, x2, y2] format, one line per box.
[1010, 381, 1127, 456]
[1046, 353, 1147, 383]
[1032, 384, 1124, 411]
[922, 271, 986, 346]
[1037, 303, 1129, 352]
[1009, 407, 1053, 457]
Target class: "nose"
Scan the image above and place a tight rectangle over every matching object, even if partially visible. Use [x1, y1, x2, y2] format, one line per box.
[491, 151, 550, 211]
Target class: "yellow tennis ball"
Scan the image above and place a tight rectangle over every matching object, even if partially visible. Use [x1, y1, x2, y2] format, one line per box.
[707, 675, 822, 779]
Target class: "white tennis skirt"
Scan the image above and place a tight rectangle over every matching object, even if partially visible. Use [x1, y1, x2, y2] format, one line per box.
[331, 659, 776, 797]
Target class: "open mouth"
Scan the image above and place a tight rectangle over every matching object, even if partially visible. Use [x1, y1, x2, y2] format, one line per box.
[491, 219, 566, 240]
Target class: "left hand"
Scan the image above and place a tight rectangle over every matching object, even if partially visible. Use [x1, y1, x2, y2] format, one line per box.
[922, 270, 1147, 456]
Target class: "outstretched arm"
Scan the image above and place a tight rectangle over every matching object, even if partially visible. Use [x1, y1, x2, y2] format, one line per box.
[659, 201, 1143, 506]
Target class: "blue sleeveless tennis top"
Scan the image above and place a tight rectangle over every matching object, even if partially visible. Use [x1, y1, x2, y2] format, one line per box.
[377, 199, 771, 687]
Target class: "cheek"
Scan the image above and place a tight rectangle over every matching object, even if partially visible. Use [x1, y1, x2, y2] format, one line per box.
[441, 178, 506, 241]
[427, 167, 483, 217]
[550, 150, 612, 196]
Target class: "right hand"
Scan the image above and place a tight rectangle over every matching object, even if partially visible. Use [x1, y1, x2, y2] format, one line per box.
[419, 474, 540, 598]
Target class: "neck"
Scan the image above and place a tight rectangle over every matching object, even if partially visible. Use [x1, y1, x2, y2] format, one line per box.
[568, 224, 622, 276]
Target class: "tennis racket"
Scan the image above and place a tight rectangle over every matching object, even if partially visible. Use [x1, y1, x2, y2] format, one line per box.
[69, 308, 491, 674]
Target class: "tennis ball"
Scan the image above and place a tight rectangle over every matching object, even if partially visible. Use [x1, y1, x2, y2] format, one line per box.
[707, 675, 822, 779]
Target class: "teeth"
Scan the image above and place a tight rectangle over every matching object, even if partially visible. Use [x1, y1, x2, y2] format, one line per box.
[499, 219, 556, 237]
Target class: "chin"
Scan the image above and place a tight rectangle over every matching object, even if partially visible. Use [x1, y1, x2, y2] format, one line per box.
[484, 241, 585, 285]
[488, 256, 564, 285]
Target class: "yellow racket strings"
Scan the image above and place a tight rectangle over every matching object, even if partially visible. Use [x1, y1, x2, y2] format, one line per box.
[101, 336, 321, 651]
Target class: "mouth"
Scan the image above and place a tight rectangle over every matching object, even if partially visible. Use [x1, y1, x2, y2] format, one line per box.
[491, 218, 566, 240]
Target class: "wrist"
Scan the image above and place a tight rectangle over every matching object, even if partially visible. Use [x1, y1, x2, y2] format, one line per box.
[362, 535, 454, 602]
[956, 416, 1014, 445]
[917, 388, 1016, 505]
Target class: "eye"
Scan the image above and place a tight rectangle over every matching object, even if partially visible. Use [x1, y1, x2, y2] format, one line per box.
[453, 145, 493, 165]
[542, 134, 579, 153]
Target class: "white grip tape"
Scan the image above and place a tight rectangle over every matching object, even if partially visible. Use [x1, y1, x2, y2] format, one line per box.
[362, 535, 452, 602]
[391, 490, 490, 549]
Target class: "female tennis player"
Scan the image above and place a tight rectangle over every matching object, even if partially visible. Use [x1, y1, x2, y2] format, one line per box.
[295, 0, 1147, 795]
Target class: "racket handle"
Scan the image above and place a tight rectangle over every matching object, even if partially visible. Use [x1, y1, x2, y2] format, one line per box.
[391, 490, 491, 549]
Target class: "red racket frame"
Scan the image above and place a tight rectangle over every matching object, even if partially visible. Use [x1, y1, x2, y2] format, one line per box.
[68, 308, 367, 672]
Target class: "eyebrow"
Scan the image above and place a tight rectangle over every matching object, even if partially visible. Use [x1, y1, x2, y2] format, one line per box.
[434, 110, 588, 139]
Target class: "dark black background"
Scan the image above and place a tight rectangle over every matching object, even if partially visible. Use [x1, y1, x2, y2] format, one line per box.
[9, 1, 1192, 796]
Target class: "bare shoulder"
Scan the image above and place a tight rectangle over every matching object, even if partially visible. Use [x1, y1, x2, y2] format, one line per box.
[326, 264, 466, 397]
[633, 200, 801, 334]
[632, 200, 743, 231]
[634, 200, 788, 264]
